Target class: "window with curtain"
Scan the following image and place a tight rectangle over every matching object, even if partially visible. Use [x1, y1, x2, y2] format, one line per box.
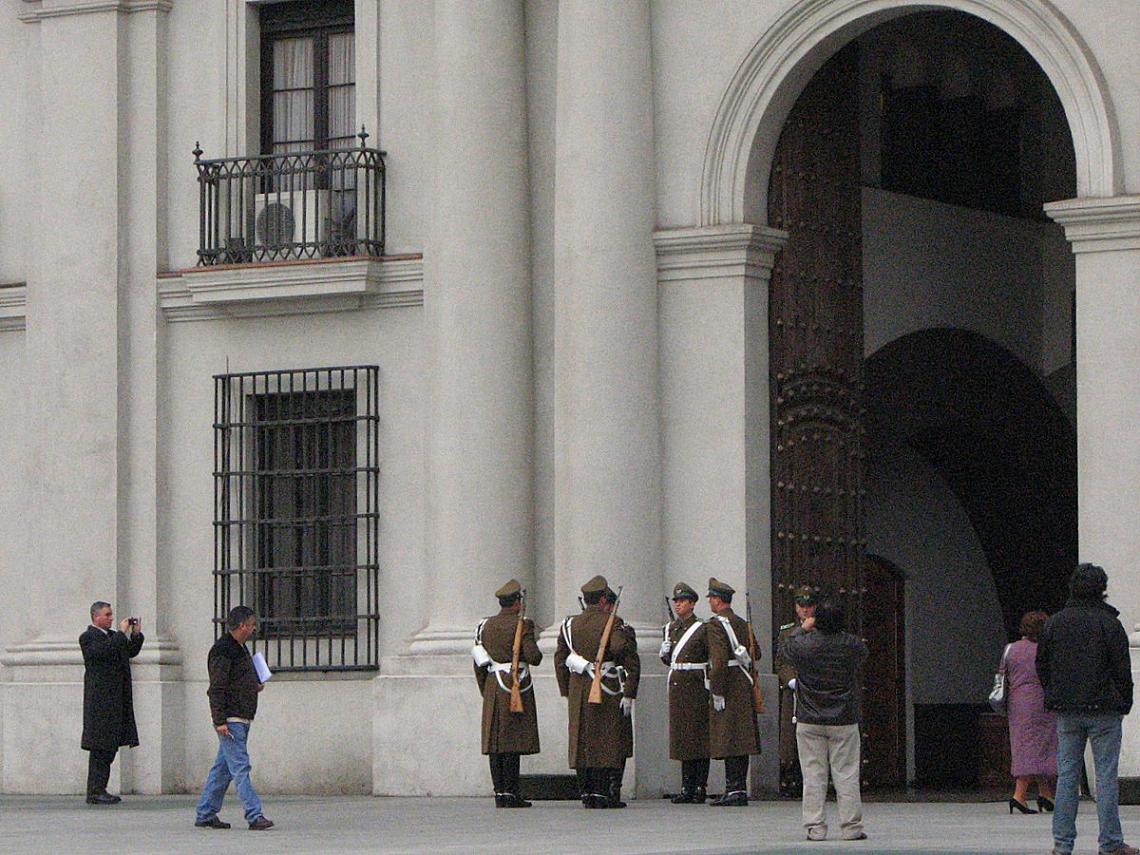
[260, 0, 356, 155]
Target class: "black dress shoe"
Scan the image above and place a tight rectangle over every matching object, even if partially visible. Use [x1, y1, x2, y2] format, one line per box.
[1008, 798, 1037, 814]
[86, 793, 121, 805]
[248, 816, 275, 830]
[691, 786, 708, 803]
[670, 790, 693, 804]
[710, 790, 748, 807]
[1037, 796, 1055, 813]
[582, 794, 607, 809]
[194, 816, 232, 829]
[503, 793, 532, 808]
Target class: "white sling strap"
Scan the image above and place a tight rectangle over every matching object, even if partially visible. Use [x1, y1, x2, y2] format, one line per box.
[715, 615, 755, 686]
[562, 616, 624, 696]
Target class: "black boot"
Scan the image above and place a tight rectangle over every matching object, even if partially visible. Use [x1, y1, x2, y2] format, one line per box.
[692, 758, 710, 803]
[579, 768, 605, 808]
[710, 756, 748, 806]
[672, 760, 695, 803]
[490, 754, 506, 807]
[502, 754, 531, 807]
[606, 766, 627, 808]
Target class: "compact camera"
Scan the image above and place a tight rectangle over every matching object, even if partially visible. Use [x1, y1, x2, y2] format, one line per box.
[128, 617, 139, 626]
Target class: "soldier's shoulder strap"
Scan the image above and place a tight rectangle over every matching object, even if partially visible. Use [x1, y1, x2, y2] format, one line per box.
[475, 618, 489, 644]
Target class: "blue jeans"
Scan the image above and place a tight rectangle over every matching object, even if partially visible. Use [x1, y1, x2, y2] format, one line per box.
[195, 721, 264, 824]
[1053, 712, 1123, 854]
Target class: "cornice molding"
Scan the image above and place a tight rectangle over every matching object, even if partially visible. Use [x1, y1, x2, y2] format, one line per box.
[19, 0, 171, 23]
[0, 282, 27, 332]
[1045, 196, 1140, 253]
[654, 224, 788, 283]
[158, 255, 424, 322]
[1, 636, 182, 671]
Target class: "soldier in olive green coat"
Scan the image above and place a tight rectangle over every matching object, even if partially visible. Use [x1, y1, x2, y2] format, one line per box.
[706, 577, 761, 806]
[660, 581, 711, 803]
[473, 579, 542, 808]
[555, 575, 641, 808]
[774, 585, 817, 797]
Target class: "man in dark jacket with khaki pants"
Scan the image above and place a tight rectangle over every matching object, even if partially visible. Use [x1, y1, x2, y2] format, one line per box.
[780, 599, 868, 842]
[1037, 563, 1136, 855]
[194, 605, 273, 831]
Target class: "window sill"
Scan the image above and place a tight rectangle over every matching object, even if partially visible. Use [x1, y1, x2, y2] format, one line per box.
[0, 281, 27, 332]
[157, 254, 423, 322]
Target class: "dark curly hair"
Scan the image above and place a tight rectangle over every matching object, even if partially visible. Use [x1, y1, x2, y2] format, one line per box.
[1070, 563, 1108, 600]
[1018, 610, 1048, 642]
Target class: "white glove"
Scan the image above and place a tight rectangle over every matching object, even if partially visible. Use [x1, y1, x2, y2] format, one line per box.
[713, 694, 726, 712]
[620, 697, 634, 718]
[565, 652, 591, 675]
[659, 640, 672, 658]
[733, 645, 752, 670]
[787, 678, 797, 691]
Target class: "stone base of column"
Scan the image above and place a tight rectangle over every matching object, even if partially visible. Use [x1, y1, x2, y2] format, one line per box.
[0, 637, 182, 794]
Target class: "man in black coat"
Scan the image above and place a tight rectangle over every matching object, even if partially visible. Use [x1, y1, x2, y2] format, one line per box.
[80, 600, 144, 804]
[780, 599, 868, 842]
[1037, 563, 1137, 855]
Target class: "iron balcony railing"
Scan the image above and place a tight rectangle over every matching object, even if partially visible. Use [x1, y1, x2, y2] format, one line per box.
[194, 128, 385, 266]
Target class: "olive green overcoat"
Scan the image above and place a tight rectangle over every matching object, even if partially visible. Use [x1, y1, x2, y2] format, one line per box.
[555, 606, 641, 769]
[774, 621, 799, 765]
[661, 614, 710, 761]
[707, 608, 761, 758]
[474, 610, 542, 755]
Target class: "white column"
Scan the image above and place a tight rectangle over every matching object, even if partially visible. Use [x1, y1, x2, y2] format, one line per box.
[552, 0, 661, 627]
[409, 2, 534, 651]
[655, 223, 786, 796]
[3, 4, 128, 794]
[1046, 196, 1140, 777]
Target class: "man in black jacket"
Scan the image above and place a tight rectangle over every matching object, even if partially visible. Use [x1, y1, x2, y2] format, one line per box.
[1037, 563, 1136, 855]
[80, 601, 144, 804]
[193, 606, 273, 831]
[780, 599, 868, 842]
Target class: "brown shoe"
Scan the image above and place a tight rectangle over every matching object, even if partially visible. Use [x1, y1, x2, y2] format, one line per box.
[85, 793, 120, 805]
[1099, 846, 1139, 855]
[194, 816, 231, 829]
[248, 816, 274, 831]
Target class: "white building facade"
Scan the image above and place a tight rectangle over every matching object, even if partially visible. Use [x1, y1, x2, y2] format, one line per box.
[0, 0, 1139, 798]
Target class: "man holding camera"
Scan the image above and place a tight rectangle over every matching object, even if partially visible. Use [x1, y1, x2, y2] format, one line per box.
[80, 601, 144, 804]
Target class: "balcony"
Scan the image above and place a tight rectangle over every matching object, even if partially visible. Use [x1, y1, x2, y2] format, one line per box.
[194, 130, 385, 267]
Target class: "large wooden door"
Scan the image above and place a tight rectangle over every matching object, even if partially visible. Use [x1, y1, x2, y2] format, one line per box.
[862, 555, 906, 787]
[768, 42, 865, 627]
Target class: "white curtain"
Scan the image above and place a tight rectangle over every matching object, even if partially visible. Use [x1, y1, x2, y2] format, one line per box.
[327, 32, 356, 148]
[272, 37, 314, 153]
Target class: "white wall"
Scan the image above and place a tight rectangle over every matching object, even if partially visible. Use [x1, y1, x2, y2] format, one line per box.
[0, 10, 29, 284]
[863, 187, 1070, 377]
[865, 443, 1005, 707]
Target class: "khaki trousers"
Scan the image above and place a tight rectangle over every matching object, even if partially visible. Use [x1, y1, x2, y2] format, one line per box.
[796, 722, 863, 840]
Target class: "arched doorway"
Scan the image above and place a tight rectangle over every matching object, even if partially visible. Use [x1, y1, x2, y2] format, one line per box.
[762, 9, 1078, 789]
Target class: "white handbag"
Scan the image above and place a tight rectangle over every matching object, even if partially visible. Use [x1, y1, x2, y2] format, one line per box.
[988, 643, 1013, 714]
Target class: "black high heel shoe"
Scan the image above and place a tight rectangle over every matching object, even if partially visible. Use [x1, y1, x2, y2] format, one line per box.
[1037, 796, 1055, 813]
[1009, 798, 1038, 814]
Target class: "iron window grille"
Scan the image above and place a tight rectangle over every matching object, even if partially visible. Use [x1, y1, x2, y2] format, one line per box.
[214, 366, 380, 672]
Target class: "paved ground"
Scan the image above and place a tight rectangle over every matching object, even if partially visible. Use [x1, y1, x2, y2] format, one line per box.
[1, 794, 1135, 854]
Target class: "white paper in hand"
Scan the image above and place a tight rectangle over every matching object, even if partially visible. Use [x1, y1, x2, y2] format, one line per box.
[252, 651, 272, 683]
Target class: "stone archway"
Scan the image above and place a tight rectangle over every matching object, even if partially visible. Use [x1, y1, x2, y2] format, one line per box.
[701, 0, 1120, 228]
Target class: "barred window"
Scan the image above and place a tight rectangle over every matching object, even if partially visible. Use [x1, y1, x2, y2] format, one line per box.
[214, 366, 379, 671]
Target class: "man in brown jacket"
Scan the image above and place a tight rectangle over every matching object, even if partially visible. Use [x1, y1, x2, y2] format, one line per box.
[660, 581, 710, 803]
[706, 577, 761, 806]
[555, 575, 641, 808]
[774, 585, 817, 797]
[473, 579, 542, 808]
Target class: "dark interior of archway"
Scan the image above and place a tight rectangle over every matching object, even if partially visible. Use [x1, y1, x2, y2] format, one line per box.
[865, 328, 1076, 635]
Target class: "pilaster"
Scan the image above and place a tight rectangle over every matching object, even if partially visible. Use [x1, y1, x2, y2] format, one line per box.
[1046, 195, 1140, 779]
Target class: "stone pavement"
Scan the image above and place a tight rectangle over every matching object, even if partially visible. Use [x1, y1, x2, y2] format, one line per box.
[1, 794, 1135, 854]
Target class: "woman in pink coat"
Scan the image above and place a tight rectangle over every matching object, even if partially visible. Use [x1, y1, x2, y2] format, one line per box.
[1003, 610, 1057, 814]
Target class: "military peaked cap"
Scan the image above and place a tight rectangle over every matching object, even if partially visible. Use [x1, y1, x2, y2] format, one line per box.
[671, 581, 698, 601]
[794, 584, 817, 605]
[707, 577, 735, 598]
[581, 575, 610, 595]
[495, 579, 522, 599]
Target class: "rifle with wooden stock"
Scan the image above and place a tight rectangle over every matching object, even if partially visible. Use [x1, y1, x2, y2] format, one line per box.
[745, 592, 765, 713]
[509, 588, 527, 714]
[588, 586, 623, 705]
